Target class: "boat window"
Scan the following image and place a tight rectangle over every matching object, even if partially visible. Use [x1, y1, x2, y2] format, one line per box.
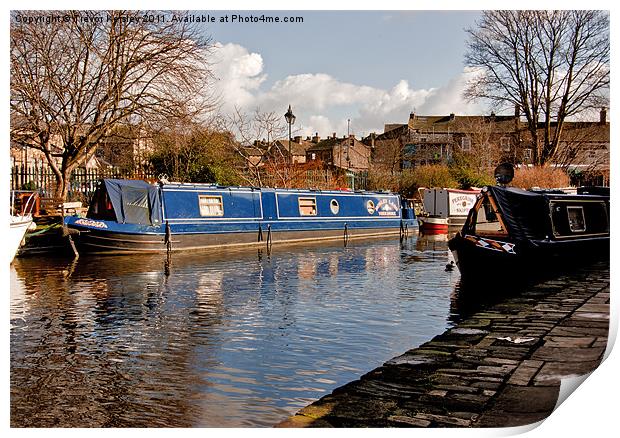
[567, 206, 586, 232]
[330, 199, 340, 214]
[473, 198, 507, 236]
[199, 195, 224, 216]
[299, 197, 317, 216]
[367, 200, 376, 214]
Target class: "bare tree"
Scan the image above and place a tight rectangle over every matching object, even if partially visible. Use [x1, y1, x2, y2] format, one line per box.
[10, 10, 216, 199]
[226, 107, 289, 187]
[465, 11, 609, 166]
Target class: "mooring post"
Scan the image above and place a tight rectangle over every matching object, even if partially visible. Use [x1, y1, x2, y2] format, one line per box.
[266, 224, 272, 248]
[165, 220, 172, 252]
[61, 203, 79, 259]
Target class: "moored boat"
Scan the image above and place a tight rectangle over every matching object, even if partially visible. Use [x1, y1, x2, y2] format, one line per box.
[63, 179, 419, 254]
[417, 215, 449, 233]
[448, 184, 610, 285]
[9, 192, 37, 262]
[421, 187, 479, 226]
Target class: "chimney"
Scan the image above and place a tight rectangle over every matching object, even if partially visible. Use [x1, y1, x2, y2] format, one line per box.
[294, 135, 302, 143]
[409, 112, 416, 120]
[312, 133, 320, 143]
[332, 132, 337, 139]
[514, 104, 520, 118]
[449, 113, 455, 120]
[600, 108, 607, 125]
[370, 132, 376, 148]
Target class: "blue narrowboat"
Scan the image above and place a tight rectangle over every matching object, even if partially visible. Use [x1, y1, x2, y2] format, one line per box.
[64, 179, 418, 254]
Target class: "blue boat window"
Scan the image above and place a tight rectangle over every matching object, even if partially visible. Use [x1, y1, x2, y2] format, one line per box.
[299, 197, 317, 216]
[567, 206, 586, 232]
[330, 199, 340, 214]
[199, 195, 224, 216]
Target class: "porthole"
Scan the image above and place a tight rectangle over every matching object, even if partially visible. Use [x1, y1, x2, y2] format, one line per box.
[330, 199, 339, 214]
[366, 200, 376, 214]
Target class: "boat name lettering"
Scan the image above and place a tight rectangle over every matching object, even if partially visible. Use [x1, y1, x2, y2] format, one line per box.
[75, 218, 108, 229]
[449, 193, 477, 215]
[376, 199, 398, 216]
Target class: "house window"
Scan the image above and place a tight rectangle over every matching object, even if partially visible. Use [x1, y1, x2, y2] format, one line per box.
[461, 137, 471, 151]
[420, 137, 427, 143]
[199, 195, 224, 217]
[524, 148, 533, 160]
[501, 137, 511, 152]
[311, 153, 316, 160]
[299, 197, 317, 216]
[567, 206, 586, 232]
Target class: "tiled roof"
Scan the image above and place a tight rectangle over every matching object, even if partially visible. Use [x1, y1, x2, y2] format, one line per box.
[274, 139, 314, 156]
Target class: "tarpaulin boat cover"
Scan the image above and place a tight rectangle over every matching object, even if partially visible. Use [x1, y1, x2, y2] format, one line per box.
[487, 186, 550, 242]
[103, 179, 162, 225]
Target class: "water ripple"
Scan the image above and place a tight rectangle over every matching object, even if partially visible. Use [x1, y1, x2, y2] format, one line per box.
[11, 235, 462, 427]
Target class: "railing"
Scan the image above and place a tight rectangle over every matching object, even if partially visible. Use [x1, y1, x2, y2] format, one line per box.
[10, 164, 370, 203]
[259, 169, 368, 190]
[10, 165, 157, 201]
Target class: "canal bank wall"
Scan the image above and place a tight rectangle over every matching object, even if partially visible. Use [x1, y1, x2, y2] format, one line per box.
[277, 262, 610, 428]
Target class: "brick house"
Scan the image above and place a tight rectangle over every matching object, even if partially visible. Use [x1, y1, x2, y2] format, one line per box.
[366, 108, 609, 185]
[305, 133, 371, 172]
[245, 136, 314, 168]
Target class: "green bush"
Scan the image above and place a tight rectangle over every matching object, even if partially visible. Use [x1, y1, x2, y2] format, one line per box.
[400, 165, 458, 197]
[449, 165, 495, 189]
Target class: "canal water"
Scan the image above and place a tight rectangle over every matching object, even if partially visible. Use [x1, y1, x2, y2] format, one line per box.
[11, 234, 463, 427]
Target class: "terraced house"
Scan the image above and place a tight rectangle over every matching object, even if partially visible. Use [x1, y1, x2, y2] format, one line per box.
[366, 108, 609, 186]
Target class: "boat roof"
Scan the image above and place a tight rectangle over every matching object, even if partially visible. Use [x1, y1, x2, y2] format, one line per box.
[157, 181, 397, 196]
[486, 185, 609, 241]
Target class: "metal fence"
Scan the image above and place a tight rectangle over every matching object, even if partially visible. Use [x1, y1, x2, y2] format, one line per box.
[10, 164, 370, 204]
[10, 165, 157, 201]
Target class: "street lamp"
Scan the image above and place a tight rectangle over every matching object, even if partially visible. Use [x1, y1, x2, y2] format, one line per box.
[284, 105, 296, 164]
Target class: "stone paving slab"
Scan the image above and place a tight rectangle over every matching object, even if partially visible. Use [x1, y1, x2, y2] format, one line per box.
[276, 262, 609, 428]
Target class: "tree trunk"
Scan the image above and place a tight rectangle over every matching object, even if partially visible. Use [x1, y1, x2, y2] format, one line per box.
[53, 170, 71, 202]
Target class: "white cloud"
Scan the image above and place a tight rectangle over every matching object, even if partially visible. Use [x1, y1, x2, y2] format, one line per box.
[211, 42, 267, 110]
[211, 43, 486, 138]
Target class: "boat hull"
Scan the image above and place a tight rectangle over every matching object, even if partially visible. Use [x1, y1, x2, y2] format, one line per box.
[418, 216, 449, 233]
[449, 232, 609, 288]
[10, 216, 33, 262]
[67, 224, 409, 254]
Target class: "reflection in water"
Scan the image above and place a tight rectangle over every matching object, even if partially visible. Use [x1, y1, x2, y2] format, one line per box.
[11, 235, 463, 427]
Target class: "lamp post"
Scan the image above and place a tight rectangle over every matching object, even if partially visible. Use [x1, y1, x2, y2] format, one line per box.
[284, 105, 296, 165]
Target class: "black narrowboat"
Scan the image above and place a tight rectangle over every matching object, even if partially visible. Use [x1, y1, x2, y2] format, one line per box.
[448, 184, 610, 285]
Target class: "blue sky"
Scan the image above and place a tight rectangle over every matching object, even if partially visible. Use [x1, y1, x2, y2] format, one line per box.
[204, 11, 480, 90]
[201, 10, 487, 138]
